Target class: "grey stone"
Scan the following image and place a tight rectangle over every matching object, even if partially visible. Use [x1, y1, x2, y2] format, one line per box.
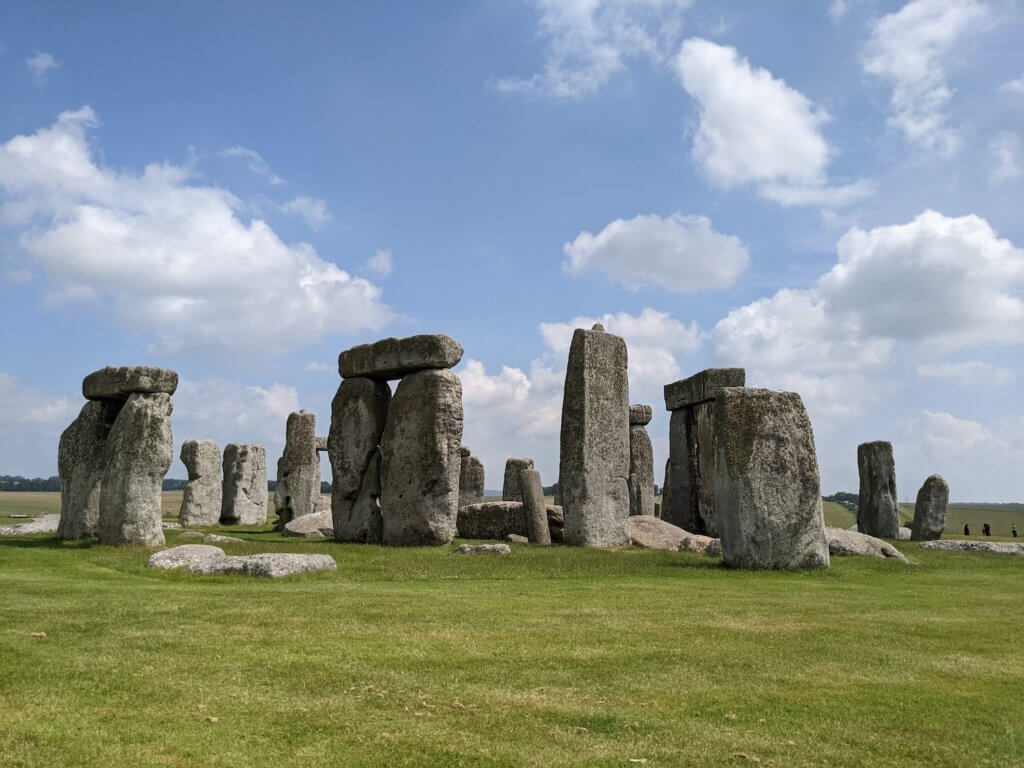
[57, 400, 112, 540]
[628, 515, 688, 550]
[315, 436, 328, 452]
[455, 543, 510, 555]
[825, 527, 909, 562]
[520, 469, 551, 545]
[711, 388, 829, 569]
[458, 446, 486, 508]
[559, 326, 630, 547]
[918, 540, 1024, 557]
[202, 533, 245, 544]
[178, 530, 203, 540]
[162, 521, 181, 529]
[629, 421, 654, 517]
[220, 444, 268, 525]
[662, 398, 721, 536]
[149, 545, 337, 576]
[283, 509, 334, 538]
[223, 553, 337, 577]
[97, 392, 173, 547]
[179, 439, 222, 527]
[380, 368, 463, 545]
[705, 539, 722, 557]
[663, 368, 745, 411]
[911, 474, 948, 541]
[629, 404, 653, 426]
[274, 411, 321, 528]
[678, 532, 718, 554]
[857, 441, 899, 539]
[83, 365, 178, 401]
[897, 526, 911, 540]
[329, 378, 390, 543]
[0, 514, 61, 536]
[457, 501, 564, 542]
[338, 334, 463, 380]
[502, 458, 535, 502]
[148, 544, 225, 570]
[506, 533, 529, 544]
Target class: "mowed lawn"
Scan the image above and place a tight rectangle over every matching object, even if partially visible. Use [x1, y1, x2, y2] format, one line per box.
[1, 495, 1023, 767]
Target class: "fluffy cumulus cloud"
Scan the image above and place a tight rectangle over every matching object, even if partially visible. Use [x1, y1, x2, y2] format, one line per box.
[989, 132, 1023, 184]
[0, 373, 78, 476]
[0, 108, 394, 355]
[366, 248, 394, 277]
[26, 51, 59, 82]
[861, 0, 989, 156]
[675, 38, 873, 207]
[1001, 74, 1024, 94]
[496, 0, 693, 99]
[562, 212, 749, 292]
[281, 195, 332, 229]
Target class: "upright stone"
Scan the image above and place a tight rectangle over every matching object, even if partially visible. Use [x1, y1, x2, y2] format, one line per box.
[628, 404, 654, 517]
[338, 334, 463, 380]
[857, 441, 899, 539]
[558, 324, 630, 547]
[220, 444, 268, 525]
[179, 439, 222, 526]
[711, 388, 829, 569]
[458, 445, 485, 508]
[329, 377, 391, 542]
[274, 411, 321, 528]
[380, 368, 463, 545]
[520, 469, 551, 545]
[97, 393, 173, 547]
[57, 400, 113, 540]
[502, 458, 535, 502]
[911, 474, 948, 541]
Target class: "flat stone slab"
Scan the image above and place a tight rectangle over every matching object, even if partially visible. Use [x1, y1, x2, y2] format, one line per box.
[283, 509, 334, 538]
[629, 404, 653, 426]
[628, 515, 689, 550]
[0, 514, 61, 536]
[202, 533, 246, 544]
[83, 366, 179, 401]
[664, 368, 745, 411]
[338, 334, 463, 380]
[825, 528, 910, 563]
[918, 540, 1024, 557]
[148, 545, 337, 577]
[456, 544, 510, 555]
[222, 553, 337, 578]
[149, 545, 225, 570]
[506, 534, 529, 544]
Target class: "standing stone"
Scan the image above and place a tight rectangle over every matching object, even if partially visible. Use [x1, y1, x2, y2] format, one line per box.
[628, 404, 655, 517]
[711, 388, 829, 569]
[558, 324, 630, 548]
[911, 474, 948, 541]
[338, 334, 464, 380]
[857, 441, 899, 539]
[520, 469, 551, 545]
[274, 411, 321, 528]
[179, 439, 222, 526]
[458, 445, 485, 508]
[220, 444, 268, 525]
[502, 458, 535, 502]
[57, 400, 113, 540]
[329, 377, 391, 542]
[97, 392, 173, 547]
[380, 368, 463, 545]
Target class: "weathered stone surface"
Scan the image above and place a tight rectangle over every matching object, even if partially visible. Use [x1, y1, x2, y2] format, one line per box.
[897, 527, 911, 540]
[220, 444, 268, 525]
[149, 545, 337, 576]
[456, 543, 510, 555]
[664, 368, 745, 411]
[83, 366, 178, 401]
[705, 539, 722, 557]
[97, 393, 173, 547]
[547, 505, 564, 543]
[283, 509, 334, 538]
[662, 401, 719, 535]
[825, 528, 909, 562]
[857, 441, 899, 539]
[628, 515, 688, 550]
[559, 325, 630, 547]
[520, 469, 551, 545]
[911, 474, 948, 541]
[329, 377, 390, 543]
[224, 553, 337, 577]
[380, 368, 463, 545]
[457, 501, 563, 542]
[179, 439, 221, 526]
[629, 404, 653, 426]
[0, 514, 61, 536]
[338, 334, 463, 380]
[315, 436, 328, 452]
[202, 533, 245, 544]
[506, 533, 529, 544]
[148, 544, 225, 570]
[711, 388, 829, 570]
[177, 530, 203, 540]
[678, 532, 718, 553]
[458, 446, 486, 508]
[274, 411, 321, 527]
[918, 540, 1024, 557]
[57, 400, 112, 540]
[502, 458, 535, 502]
[162, 521, 180, 529]
[629, 422, 655, 517]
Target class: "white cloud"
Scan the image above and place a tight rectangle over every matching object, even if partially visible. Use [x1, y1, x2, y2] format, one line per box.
[495, 0, 693, 99]
[366, 248, 393, 277]
[0, 373, 78, 476]
[562, 212, 748, 292]
[4, 268, 32, 283]
[675, 38, 872, 207]
[0, 107, 394, 355]
[861, 0, 989, 156]
[989, 132, 1023, 184]
[246, 383, 300, 420]
[26, 51, 59, 82]
[1001, 74, 1024, 94]
[43, 284, 98, 306]
[281, 195, 332, 229]
[829, 1, 850, 22]
[221, 145, 285, 185]
[305, 361, 333, 372]
[915, 360, 1015, 386]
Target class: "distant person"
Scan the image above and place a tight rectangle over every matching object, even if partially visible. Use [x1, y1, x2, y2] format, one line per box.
[983, 522, 991, 537]
[964, 524, 970, 536]
[1013, 523, 1018, 538]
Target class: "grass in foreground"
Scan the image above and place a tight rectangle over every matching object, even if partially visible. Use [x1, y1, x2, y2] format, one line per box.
[1, 517, 1023, 767]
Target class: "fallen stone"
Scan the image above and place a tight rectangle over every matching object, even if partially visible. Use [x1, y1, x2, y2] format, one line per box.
[220, 444, 268, 525]
[506, 534, 529, 544]
[502, 458, 535, 502]
[203, 533, 245, 544]
[705, 539, 722, 557]
[57, 400, 111, 540]
[457, 501, 563, 542]
[162, 522, 181, 529]
[520, 469, 551, 545]
[178, 531, 203, 540]
[225, 553, 337, 577]
[663, 368, 745, 411]
[918, 540, 1024, 557]
[0, 514, 61, 536]
[825, 528, 909, 562]
[455, 544, 510, 555]
[857, 441, 899, 539]
[83, 366, 178, 401]
[628, 515, 688, 550]
[275, 411, 322, 527]
[458, 446, 486, 509]
[179, 439, 222, 527]
[911, 474, 948, 541]
[283, 509, 334, 538]
[148, 545, 337, 577]
[338, 334, 463, 380]
[678, 532, 718, 554]
[148, 544, 226, 570]
[897, 527, 911, 540]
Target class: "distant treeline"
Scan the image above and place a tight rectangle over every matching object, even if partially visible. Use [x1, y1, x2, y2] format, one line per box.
[0, 475, 333, 494]
[823, 492, 858, 507]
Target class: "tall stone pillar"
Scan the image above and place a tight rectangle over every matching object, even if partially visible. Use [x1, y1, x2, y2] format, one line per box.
[220, 443, 267, 525]
[502, 458, 535, 502]
[179, 439, 222, 526]
[857, 441, 899, 538]
[911, 474, 948, 541]
[274, 410, 321, 527]
[628, 404, 654, 517]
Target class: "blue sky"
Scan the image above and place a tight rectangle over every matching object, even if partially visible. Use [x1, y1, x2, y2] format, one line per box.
[1, 0, 1022, 501]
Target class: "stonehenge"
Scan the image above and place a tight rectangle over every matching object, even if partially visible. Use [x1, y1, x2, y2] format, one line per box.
[458, 445, 485, 508]
[274, 410, 321, 528]
[857, 441, 899, 538]
[628, 404, 654, 517]
[58, 366, 177, 546]
[502, 457, 535, 502]
[520, 469, 551, 545]
[558, 324, 630, 547]
[179, 439, 222, 526]
[911, 474, 949, 541]
[220, 444, 268, 525]
[457, 501, 564, 542]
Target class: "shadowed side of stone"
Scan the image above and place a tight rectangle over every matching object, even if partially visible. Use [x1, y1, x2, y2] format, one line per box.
[458, 445, 485, 508]
[57, 400, 112, 540]
[501, 458, 534, 502]
[520, 469, 551, 545]
[338, 334, 463, 380]
[911, 474, 948, 541]
[663, 368, 745, 412]
[628, 404, 654, 517]
[457, 501, 564, 542]
[857, 441, 899, 539]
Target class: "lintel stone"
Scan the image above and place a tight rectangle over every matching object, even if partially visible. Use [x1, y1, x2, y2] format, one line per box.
[663, 368, 745, 411]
